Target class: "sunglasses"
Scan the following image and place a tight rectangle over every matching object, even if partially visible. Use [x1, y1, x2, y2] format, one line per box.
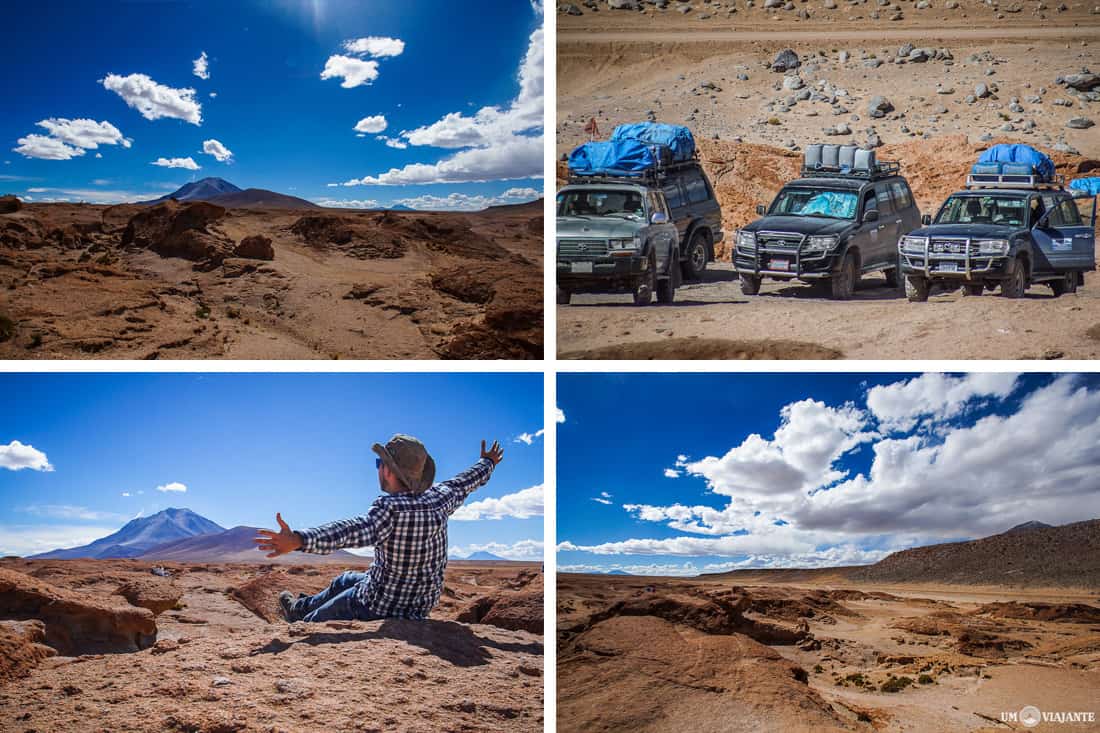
[375, 458, 382, 469]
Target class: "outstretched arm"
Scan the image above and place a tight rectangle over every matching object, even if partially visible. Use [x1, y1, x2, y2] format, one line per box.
[436, 440, 504, 515]
[254, 502, 394, 557]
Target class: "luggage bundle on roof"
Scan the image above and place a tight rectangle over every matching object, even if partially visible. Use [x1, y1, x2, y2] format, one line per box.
[567, 122, 697, 178]
[967, 144, 1061, 188]
[1069, 177, 1100, 195]
[801, 143, 900, 179]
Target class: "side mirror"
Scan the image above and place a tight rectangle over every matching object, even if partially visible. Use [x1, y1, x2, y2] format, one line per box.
[863, 209, 879, 223]
[921, 213, 931, 226]
[756, 204, 766, 216]
[650, 211, 668, 225]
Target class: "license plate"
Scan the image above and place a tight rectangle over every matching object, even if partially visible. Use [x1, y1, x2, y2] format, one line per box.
[939, 262, 958, 273]
[770, 258, 790, 271]
[571, 262, 593, 274]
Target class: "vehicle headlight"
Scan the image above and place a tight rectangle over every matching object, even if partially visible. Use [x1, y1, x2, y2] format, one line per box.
[608, 238, 637, 250]
[738, 230, 756, 250]
[900, 235, 928, 254]
[805, 235, 837, 252]
[975, 238, 1009, 255]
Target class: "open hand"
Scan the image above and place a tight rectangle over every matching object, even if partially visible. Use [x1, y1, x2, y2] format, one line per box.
[481, 439, 504, 466]
[253, 512, 302, 558]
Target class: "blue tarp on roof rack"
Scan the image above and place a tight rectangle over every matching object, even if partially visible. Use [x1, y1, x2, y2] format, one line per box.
[568, 139, 657, 176]
[975, 144, 1055, 181]
[610, 122, 696, 163]
[1069, 177, 1100, 195]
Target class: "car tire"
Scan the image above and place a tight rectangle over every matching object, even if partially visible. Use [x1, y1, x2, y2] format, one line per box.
[963, 283, 984, 297]
[1000, 256, 1027, 298]
[1049, 272, 1076, 297]
[657, 259, 678, 304]
[830, 252, 857, 300]
[905, 275, 930, 302]
[633, 254, 655, 306]
[556, 287, 571, 305]
[740, 273, 762, 295]
[682, 230, 709, 281]
[884, 257, 901, 289]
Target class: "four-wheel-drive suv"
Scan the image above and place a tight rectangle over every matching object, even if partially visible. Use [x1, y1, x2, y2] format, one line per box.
[556, 123, 723, 305]
[899, 145, 1097, 301]
[733, 144, 922, 299]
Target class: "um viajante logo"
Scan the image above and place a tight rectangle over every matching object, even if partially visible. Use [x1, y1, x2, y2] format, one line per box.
[1000, 705, 1096, 728]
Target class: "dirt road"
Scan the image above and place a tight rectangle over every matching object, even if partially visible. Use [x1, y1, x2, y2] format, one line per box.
[558, 263, 1100, 359]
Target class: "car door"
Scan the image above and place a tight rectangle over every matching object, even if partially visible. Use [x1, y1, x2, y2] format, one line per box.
[661, 178, 690, 246]
[871, 183, 898, 268]
[1034, 194, 1095, 271]
[647, 190, 677, 274]
[890, 180, 920, 235]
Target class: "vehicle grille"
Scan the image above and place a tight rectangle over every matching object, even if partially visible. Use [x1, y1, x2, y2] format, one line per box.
[929, 238, 977, 255]
[756, 232, 803, 251]
[558, 238, 608, 257]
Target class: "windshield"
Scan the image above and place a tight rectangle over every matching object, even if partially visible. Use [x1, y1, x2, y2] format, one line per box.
[935, 195, 1027, 227]
[558, 189, 646, 219]
[769, 188, 858, 220]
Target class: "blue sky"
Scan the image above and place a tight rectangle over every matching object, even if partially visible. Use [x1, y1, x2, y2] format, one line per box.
[557, 372, 1100, 576]
[0, 0, 543, 211]
[0, 373, 544, 559]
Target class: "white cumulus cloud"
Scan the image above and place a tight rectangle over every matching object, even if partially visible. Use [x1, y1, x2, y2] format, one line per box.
[450, 539, 543, 561]
[156, 481, 188, 493]
[35, 118, 131, 150]
[866, 372, 1019, 432]
[193, 51, 210, 80]
[13, 135, 85, 161]
[0, 441, 54, 471]
[321, 55, 380, 88]
[452, 485, 543, 520]
[354, 115, 387, 134]
[152, 157, 200, 170]
[100, 73, 202, 125]
[343, 37, 405, 57]
[202, 138, 233, 162]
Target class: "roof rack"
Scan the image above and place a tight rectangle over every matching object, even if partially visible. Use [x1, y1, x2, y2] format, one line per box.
[566, 156, 701, 186]
[800, 160, 901, 181]
[965, 172, 1065, 190]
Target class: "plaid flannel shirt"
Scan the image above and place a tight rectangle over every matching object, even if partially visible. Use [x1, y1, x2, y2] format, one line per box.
[295, 457, 495, 619]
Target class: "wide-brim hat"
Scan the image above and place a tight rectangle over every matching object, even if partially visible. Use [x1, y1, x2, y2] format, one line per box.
[372, 434, 435, 495]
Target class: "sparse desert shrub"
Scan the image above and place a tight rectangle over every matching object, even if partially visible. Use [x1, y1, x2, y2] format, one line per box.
[195, 304, 211, 319]
[918, 674, 934, 684]
[881, 675, 914, 693]
[813, 664, 824, 674]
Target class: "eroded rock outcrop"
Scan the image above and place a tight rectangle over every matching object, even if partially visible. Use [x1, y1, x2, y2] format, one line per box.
[456, 591, 543, 634]
[114, 578, 183, 615]
[121, 200, 232, 264]
[0, 567, 156, 654]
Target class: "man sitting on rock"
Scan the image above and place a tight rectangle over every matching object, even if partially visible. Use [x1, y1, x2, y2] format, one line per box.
[254, 435, 504, 623]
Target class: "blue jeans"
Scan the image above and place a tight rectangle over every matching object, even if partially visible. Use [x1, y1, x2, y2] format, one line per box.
[294, 570, 380, 623]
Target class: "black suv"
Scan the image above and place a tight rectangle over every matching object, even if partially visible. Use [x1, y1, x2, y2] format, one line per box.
[556, 160, 724, 305]
[899, 173, 1097, 300]
[733, 144, 922, 299]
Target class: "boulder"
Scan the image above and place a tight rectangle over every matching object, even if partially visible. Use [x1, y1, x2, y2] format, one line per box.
[0, 619, 56, 682]
[114, 578, 183, 615]
[867, 95, 895, 118]
[456, 591, 543, 635]
[771, 49, 801, 72]
[0, 195, 22, 214]
[234, 234, 275, 260]
[121, 200, 232, 264]
[0, 567, 156, 654]
[1062, 72, 1100, 92]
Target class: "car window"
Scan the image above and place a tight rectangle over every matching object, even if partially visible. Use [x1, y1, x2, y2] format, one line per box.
[557, 190, 646, 218]
[647, 191, 668, 218]
[1073, 196, 1096, 227]
[875, 185, 895, 216]
[861, 191, 877, 220]
[684, 174, 710, 204]
[770, 188, 858, 219]
[662, 181, 684, 210]
[1048, 198, 1083, 227]
[936, 195, 1027, 227]
[889, 181, 914, 210]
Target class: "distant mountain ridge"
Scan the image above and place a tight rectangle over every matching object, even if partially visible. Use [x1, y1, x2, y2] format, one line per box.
[31, 508, 224, 559]
[147, 177, 319, 210]
[139, 525, 362, 564]
[464, 551, 508, 561]
[851, 519, 1100, 588]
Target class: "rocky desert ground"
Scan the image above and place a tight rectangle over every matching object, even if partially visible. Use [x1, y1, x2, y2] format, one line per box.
[556, 0, 1100, 359]
[0, 558, 543, 732]
[558, 574, 1100, 732]
[0, 198, 543, 360]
